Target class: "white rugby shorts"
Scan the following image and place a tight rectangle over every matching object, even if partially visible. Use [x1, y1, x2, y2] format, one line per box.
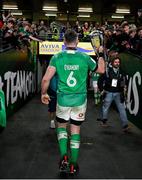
[56, 100, 87, 121]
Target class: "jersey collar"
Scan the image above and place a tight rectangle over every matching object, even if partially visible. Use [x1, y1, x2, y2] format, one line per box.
[65, 47, 77, 50]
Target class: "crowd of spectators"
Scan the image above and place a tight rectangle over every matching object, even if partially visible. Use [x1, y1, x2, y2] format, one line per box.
[0, 10, 142, 56]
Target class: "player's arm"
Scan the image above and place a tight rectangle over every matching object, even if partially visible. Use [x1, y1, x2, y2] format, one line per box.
[95, 46, 105, 74]
[29, 35, 43, 42]
[41, 66, 56, 104]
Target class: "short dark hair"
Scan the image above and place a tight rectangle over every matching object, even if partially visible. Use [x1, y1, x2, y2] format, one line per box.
[8, 20, 15, 25]
[64, 29, 78, 43]
[111, 56, 121, 64]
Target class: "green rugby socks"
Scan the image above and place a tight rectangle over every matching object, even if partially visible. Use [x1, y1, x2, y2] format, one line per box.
[57, 127, 68, 158]
[70, 134, 80, 165]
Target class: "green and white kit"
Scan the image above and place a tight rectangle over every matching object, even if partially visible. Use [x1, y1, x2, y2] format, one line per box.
[50, 50, 97, 107]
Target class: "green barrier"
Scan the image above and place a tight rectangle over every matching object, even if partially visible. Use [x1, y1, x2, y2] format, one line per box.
[0, 41, 37, 118]
[0, 90, 6, 127]
[120, 52, 142, 129]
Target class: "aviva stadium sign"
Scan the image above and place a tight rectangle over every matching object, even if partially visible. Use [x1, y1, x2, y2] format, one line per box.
[39, 41, 95, 55]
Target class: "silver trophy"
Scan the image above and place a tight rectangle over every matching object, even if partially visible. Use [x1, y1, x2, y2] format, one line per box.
[89, 30, 104, 57]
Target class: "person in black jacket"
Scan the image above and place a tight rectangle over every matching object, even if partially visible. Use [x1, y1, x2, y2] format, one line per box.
[98, 56, 130, 132]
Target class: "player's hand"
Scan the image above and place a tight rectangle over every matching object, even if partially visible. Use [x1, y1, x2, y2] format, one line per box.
[41, 94, 51, 105]
[98, 46, 104, 53]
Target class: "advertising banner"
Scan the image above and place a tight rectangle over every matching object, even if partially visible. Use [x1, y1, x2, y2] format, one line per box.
[0, 43, 37, 118]
[39, 41, 95, 56]
[120, 52, 142, 129]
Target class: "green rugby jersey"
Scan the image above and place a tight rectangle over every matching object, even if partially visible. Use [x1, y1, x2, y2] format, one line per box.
[49, 50, 97, 106]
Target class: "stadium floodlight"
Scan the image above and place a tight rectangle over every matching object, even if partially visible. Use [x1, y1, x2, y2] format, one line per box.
[116, 8, 130, 14]
[3, 4, 18, 10]
[45, 13, 57, 17]
[43, 6, 57, 11]
[11, 12, 23, 16]
[78, 7, 93, 12]
[77, 14, 90, 17]
[111, 15, 124, 18]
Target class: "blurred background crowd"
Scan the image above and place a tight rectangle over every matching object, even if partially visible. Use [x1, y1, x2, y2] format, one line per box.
[0, 9, 142, 56]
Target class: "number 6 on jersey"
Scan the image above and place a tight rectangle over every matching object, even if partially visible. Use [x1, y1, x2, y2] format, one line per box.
[67, 71, 77, 87]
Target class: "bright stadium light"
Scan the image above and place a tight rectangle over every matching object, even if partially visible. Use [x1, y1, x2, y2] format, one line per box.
[111, 15, 124, 19]
[43, 6, 57, 11]
[116, 8, 130, 14]
[45, 13, 57, 17]
[77, 14, 90, 17]
[11, 12, 23, 16]
[3, 4, 18, 10]
[78, 7, 93, 12]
